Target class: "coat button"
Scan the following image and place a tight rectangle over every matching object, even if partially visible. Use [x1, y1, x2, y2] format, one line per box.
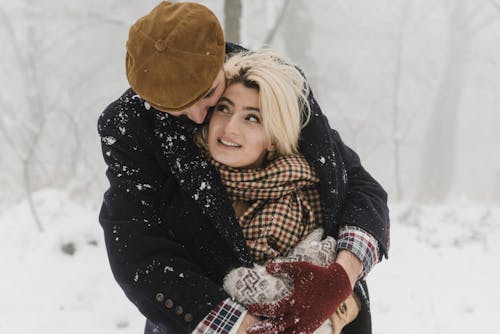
[164, 299, 174, 309]
[155, 293, 165, 302]
[175, 305, 183, 315]
[184, 313, 193, 322]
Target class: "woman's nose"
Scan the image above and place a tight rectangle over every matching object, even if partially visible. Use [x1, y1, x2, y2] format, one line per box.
[224, 115, 239, 134]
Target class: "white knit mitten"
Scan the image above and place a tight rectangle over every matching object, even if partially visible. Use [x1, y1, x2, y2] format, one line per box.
[277, 228, 337, 266]
[223, 263, 291, 305]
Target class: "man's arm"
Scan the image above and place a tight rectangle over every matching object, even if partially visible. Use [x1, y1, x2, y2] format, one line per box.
[336, 225, 380, 282]
[98, 92, 230, 331]
[332, 124, 390, 258]
[300, 93, 390, 259]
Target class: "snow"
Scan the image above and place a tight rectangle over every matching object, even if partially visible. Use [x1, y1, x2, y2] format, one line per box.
[369, 202, 500, 333]
[1, 0, 498, 330]
[1, 189, 498, 333]
[102, 136, 117, 145]
[0, 189, 143, 334]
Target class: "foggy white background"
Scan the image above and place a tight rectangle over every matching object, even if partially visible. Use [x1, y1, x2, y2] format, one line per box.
[1, 0, 499, 333]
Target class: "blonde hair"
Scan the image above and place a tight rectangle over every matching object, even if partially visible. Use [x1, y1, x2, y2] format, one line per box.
[223, 50, 311, 156]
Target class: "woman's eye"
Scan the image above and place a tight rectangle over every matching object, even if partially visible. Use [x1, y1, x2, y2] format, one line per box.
[246, 114, 260, 123]
[215, 104, 229, 113]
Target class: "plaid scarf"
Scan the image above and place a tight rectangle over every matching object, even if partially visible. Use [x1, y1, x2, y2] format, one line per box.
[213, 155, 323, 264]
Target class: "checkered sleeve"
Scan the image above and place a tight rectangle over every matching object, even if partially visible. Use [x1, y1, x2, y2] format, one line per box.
[336, 225, 380, 279]
[192, 298, 247, 334]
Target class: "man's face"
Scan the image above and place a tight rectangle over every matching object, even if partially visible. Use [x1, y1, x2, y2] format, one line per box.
[167, 69, 225, 124]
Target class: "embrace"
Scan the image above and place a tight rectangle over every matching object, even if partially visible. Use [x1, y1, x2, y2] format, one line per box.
[98, 2, 390, 334]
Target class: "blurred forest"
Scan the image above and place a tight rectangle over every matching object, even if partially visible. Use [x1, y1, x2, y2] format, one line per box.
[1, 0, 500, 226]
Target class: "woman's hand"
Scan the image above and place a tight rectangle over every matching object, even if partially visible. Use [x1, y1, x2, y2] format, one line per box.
[237, 314, 261, 334]
[247, 261, 352, 334]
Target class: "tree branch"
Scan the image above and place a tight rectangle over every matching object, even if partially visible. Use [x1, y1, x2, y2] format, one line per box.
[490, 0, 500, 12]
[263, 0, 291, 46]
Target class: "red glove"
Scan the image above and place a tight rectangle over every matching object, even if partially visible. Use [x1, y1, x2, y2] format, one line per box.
[247, 261, 352, 334]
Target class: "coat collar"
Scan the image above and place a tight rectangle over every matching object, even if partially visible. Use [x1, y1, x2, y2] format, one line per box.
[152, 110, 253, 266]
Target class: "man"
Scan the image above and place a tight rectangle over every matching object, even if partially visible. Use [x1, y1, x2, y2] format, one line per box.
[98, 2, 389, 334]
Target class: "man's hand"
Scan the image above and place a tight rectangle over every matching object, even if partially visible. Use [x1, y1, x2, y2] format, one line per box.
[247, 261, 352, 334]
[237, 313, 261, 334]
[335, 249, 363, 289]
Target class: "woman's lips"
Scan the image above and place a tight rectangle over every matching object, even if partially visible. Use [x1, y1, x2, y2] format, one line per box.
[218, 138, 241, 148]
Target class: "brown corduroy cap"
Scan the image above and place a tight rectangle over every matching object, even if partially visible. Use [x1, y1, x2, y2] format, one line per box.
[126, 1, 225, 112]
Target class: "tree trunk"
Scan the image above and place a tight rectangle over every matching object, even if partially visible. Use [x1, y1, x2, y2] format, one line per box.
[417, 0, 469, 203]
[263, 0, 291, 46]
[391, 3, 411, 201]
[282, 1, 317, 87]
[224, 0, 242, 43]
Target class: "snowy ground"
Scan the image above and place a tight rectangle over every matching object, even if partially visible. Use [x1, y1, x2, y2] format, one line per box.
[1, 189, 499, 333]
[370, 202, 500, 333]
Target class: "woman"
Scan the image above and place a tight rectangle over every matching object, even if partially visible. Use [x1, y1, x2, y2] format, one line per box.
[194, 50, 371, 334]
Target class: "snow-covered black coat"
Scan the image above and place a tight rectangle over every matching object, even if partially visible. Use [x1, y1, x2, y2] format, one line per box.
[98, 43, 389, 334]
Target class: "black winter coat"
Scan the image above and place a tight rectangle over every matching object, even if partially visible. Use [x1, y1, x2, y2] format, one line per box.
[98, 43, 389, 334]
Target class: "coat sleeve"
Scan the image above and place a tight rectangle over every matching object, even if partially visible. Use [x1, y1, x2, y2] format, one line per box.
[303, 94, 390, 259]
[97, 94, 229, 332]
[331, 125, 390, 258]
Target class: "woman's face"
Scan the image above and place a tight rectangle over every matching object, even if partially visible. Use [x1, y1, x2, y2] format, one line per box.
[207, 82, 274, 169]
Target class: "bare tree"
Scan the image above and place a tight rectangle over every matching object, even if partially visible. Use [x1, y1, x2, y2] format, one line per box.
[281, 1, 317, 86]
[418, 0, 499, 203]
[489, 0, 500, 12]
[0, 2, 131, 229]
[224, 0, 242, 43]
[262, 0, 291, 46]
[391, 2, 412, 201]
[1, 8, 46, 232]
[417, 0, 469, 203]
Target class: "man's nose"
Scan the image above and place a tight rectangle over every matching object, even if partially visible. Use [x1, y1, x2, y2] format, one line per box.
[186, 107, 207, 124]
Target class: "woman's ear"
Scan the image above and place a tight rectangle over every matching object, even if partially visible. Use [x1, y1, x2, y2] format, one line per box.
[267, 142, 276, 153]
[265, 142, 277, 163]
